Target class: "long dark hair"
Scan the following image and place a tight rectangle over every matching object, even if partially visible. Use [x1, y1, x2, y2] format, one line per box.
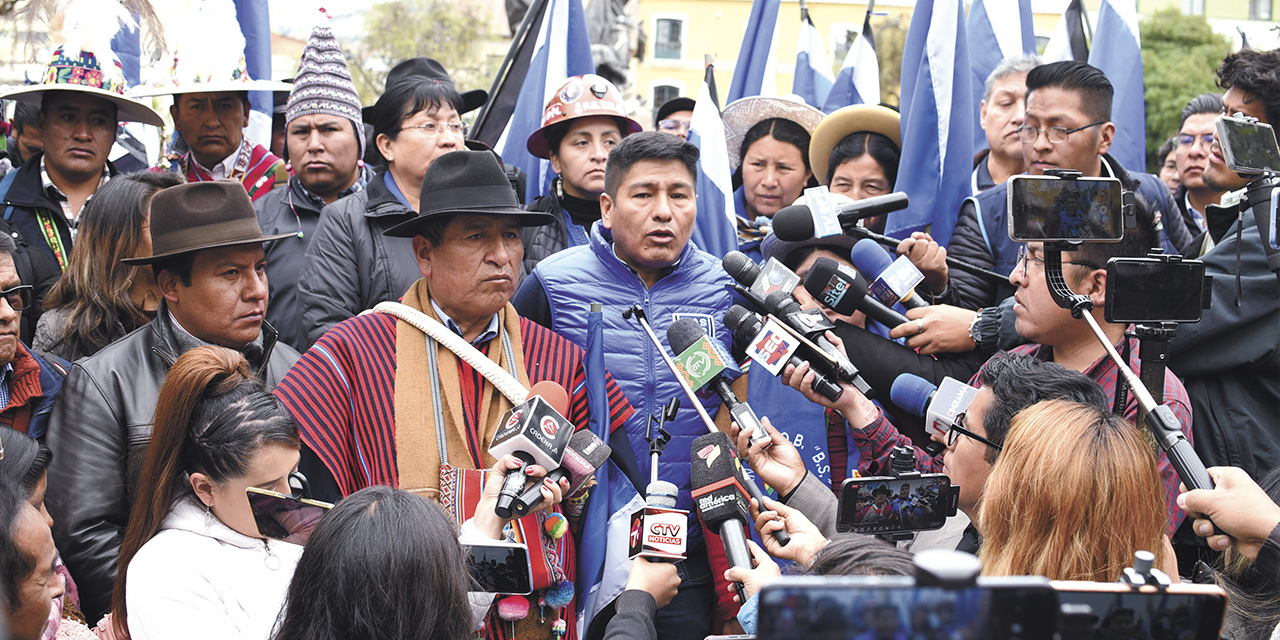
[370, 80, 465, 164]
[113, 345, 299, 636]
[827, 131, 901, 186]
[0, 427, 52, 498]
[735, 117, 816, 191]
[1216, 467, 1280, 640]
[270, 486, 474, 640]
[44, 171, 184, 358]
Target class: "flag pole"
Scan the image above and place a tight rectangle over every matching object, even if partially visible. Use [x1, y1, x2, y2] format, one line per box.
[470, 0, 550, 137]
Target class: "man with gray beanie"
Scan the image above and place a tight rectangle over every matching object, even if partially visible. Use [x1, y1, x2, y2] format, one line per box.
[255, 18, 369, 351]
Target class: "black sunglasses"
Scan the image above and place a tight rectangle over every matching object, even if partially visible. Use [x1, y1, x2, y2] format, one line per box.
[946, 412, 1003, 452]
[0, 285, 32, 312]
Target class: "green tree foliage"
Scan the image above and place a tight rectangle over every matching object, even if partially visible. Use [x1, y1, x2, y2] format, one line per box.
[352, 0, 494, 106]
[830, 14, 907, 107]
[1140, 8, 1231, 172]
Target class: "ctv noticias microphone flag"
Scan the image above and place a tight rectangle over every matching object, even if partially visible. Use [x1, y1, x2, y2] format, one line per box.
[577, 305, 646, 636]
[727, 0, 782, 102]
[792, 1, 835, 110]
[688, 61, 739, 259]
[491, 0, 595, 204]
[966, 0, 1036, 153]
[234, 0, 274, 151]
[1088, 0, 1146, 173]
[889, 0, 974, 246]
[1042, 0, 1090, 64]
[823, 6, 879, 112]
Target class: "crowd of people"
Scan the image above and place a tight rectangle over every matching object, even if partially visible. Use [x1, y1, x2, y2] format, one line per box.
[0, 13, 1277, 640]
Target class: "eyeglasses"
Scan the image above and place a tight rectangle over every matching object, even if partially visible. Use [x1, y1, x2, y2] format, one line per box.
[946, 413, 1003, 452]
[400, 120, 468, 137]
[1178, 133, 1215, 148]
[1014, 246, 1100, 275]
[658, 118, 691, 133]
[1016, 120, 1106, 144]
[0, 285, 32, 311]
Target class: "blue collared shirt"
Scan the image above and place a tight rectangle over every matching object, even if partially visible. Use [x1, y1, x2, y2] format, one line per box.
[0, 362, 14, 410]
[430, 298, 500, 346]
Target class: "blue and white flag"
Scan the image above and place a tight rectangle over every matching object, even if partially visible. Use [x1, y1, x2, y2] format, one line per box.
[966, 0, 1036, 151]
[576, 307, 647, 637]
[823, 8, 879, 112]
[890, 0, 974, 246]
[1042, 0, 1090, 64]
[728, 0, 782, 103]
[792, 3, 835, 109]
[1088, 0, 1145, 172]
[688, 63, 738, 259]
[493, 0, 595, 204]
[234, 0, 274, 151]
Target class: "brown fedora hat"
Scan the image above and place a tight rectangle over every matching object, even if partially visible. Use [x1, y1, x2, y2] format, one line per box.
[123, 181, 296, 265]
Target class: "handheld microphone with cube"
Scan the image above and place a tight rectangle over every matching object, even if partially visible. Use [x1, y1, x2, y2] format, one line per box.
[488, 381, 575, 519]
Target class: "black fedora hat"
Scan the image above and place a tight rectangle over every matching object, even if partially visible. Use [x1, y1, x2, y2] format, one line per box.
[362, 57, 487, 122]
[124, 181, 296, 264]
[384, 151, 554, 238]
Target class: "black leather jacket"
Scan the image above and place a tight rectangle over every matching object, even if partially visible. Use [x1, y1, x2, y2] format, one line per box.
[43, 308, 300, 622]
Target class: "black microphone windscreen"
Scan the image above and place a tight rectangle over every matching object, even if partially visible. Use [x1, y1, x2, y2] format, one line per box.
[689, 432, 751, 529]
[802, 257, 866, 316]
[723, 305, 763, 345]
[772, 205, 816, 241]
[763, 289, 803, 317]
[722, 251, 761, 287]
[667, 317, 709, 355]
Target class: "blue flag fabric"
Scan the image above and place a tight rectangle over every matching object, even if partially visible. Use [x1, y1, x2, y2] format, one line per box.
[793, 7, 835, 109]
[1088, 0, 1146, 172]
[576, 307, 647, 636]
[727, 0, 782, 103]
[688, 64, 739, 259]
[495, 0, 596, 204]
[966, 0, 1036, 151]
[234, 0, 274, 146]
[890, 0, 974, 246]
[823, 10, 879, 112]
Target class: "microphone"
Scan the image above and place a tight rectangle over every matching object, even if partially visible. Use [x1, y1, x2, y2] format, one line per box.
[488, 381, 574, 519]
[723, 250, 802, 302]
[849, 238, 930, 310]
[760, 290, 873, 396]
[724, 305, 844, 403]
[510, 428, 612, 517]
[772, 193, 910, 240]
[801, 257, 911, 329]
[690, 431, 756, 603]
[667, 318, 791, 547]
[628, 480, 690, 561]
[889, 374, 979, 439]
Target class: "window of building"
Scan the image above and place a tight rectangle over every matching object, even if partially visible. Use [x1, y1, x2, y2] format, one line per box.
[654, 17, 684, 60]
[1181, 0, 1205, 15]
[652, 84, 682, 111]
[1249, 0, 1272, 20]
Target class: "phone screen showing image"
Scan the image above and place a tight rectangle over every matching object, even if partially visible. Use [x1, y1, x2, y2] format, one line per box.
[466, 541, 534, 595]
[1009, 177, 1124, 242]
[246, 488, 332, 546]
[838, 475, 951, 535]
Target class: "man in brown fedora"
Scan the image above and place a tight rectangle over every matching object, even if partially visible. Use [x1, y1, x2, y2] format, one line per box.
[274, 150, 641, 639]
[43, 180, 301, 622]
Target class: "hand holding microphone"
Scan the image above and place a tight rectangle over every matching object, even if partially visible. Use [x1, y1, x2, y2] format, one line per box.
[800, 257, 911, 330]
[886, 305, 981, 355]
[750, 495, 828, 568]
[488, 381, 576, 519]
[849, 238, 931, 310]
[473, 454, 571, 540]
[894, 232, 949, 295]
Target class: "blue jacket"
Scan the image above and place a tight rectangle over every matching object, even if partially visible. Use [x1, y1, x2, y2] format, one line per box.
[513, 221, 739, 515]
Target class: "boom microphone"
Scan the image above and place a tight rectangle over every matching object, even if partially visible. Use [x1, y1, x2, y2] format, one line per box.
[801, 257, 911, 329]
[849, 238, 930, 310]
[772, 192, 910, 240]
[723, 305, 844, 403]
[690, 431, 756, 603]
[511, 428, 612, 517]
[488, 381, 574, 519]
[667, 319, 791, 547]
[889, 374, 979, 439]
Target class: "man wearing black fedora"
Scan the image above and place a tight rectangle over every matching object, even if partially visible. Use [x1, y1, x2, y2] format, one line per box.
[275, 150, 636, 640]
[43, 180, 302, 621]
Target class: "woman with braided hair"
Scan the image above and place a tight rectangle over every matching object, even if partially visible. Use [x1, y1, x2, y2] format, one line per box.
[111, 345, 304, 639]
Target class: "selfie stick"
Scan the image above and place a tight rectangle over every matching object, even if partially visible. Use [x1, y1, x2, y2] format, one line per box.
[646, 398, 678, 485]
[1042, 247, 1215, 494]
[623, 306, 718, 435]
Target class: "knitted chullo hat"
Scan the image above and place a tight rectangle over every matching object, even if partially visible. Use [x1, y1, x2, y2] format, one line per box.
[286, 16, 365, 159]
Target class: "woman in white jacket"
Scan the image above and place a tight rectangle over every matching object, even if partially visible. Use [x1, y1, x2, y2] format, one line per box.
[111, 346, 306, 640]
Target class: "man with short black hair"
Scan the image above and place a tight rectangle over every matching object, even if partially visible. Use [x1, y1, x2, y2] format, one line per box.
[44, 181, 300, 621]
[1172, 94, 1226, 240]
[8, 103, 42, 168]
[514, 131, 739, 640]
[1168, 47, 1280, 481]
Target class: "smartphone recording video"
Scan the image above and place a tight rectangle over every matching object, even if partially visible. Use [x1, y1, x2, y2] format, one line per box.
[1216, 115, 1280, 177]
[1104, 257, 1208, 324]
[246, 487, 332, 546]
[837, 475, 956, 535]
[1052, 581, 1227, 640]
[466, 540, 534, 595]
[1008, 176, 1124, 242]
[757, 576, 1057, 640]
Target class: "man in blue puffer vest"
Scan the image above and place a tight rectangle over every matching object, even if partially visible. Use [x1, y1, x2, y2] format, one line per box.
[513, 132, 739, 640]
